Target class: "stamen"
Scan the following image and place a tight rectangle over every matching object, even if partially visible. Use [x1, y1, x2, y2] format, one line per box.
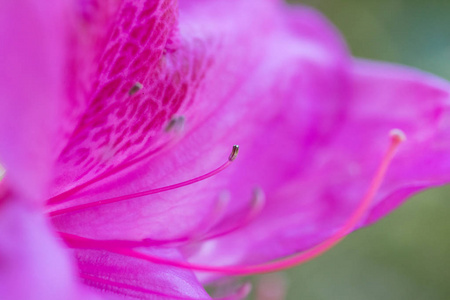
[62, 130, 405, 275]
[229, 145, 239, 161]
[49, 145, 240, 217]
[165, 115, 186, 133]
[128, 82, 143, 96]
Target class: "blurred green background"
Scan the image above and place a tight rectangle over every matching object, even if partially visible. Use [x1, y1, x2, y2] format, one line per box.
[254, 1, 450, 299]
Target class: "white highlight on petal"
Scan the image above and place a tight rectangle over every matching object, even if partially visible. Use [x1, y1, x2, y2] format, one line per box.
[0, 163, 5, 181]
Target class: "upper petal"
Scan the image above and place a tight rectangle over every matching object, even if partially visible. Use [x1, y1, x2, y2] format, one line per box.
[52, 0, 182, 195]
[0, 0, 123, 200]
[0, 196, 99, 300]
[49, 1, 350, 243]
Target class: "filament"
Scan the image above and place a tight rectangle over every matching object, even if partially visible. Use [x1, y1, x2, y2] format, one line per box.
[49, 146, 239, 216]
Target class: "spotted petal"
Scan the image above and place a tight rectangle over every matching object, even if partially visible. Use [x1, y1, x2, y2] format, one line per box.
[49, 1, 350, 245]
[53, 0, 185, 195]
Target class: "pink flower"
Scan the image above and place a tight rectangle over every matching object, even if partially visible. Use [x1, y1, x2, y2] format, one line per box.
[1, 0, 450, 299]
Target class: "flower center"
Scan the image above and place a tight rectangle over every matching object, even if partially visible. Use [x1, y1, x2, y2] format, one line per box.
[59, 129, 406, 276]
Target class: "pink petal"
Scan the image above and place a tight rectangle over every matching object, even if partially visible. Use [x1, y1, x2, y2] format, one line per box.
[0, 197, 97, 300]
[49, 1, 349, 243]
[0, 0, 132, 200]
[53, 0, 183, 195]
[349, 60, 450, 224]
[75, 247, 211, 299]
[190, 60, 450, 276]
[0, 0, 71, 199]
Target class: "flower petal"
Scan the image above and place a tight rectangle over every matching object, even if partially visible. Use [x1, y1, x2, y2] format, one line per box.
[75, 247, 211, 299]
[190, 60, 450, 276]
[349, 60, 450, 224]
[52, 0, 183, 195]
[0, 0, 70, 199]
[49, 1, 350, 244]
[0, 197, 97, 300]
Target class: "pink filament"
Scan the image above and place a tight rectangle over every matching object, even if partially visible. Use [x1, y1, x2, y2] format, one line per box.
[49, 160, 233, 217]
[62, 131, 405, 275]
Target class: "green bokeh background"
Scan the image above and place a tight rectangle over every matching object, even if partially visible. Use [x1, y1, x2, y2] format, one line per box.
[255, 1, 450, 299]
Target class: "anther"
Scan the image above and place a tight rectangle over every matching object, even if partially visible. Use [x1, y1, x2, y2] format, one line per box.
[128, 82, 143, 96]
[165, 115, 185, 132]
[229, 145, 239, 161]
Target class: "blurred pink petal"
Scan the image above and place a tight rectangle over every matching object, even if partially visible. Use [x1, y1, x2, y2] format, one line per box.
[0, 0, 70, 198]
[0, 195, 97, 300]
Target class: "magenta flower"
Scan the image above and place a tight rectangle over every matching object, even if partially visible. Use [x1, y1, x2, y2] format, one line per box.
[1, 0, 450, 299]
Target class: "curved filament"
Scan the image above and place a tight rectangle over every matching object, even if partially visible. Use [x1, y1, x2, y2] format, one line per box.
[49, 146, 239, 216]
